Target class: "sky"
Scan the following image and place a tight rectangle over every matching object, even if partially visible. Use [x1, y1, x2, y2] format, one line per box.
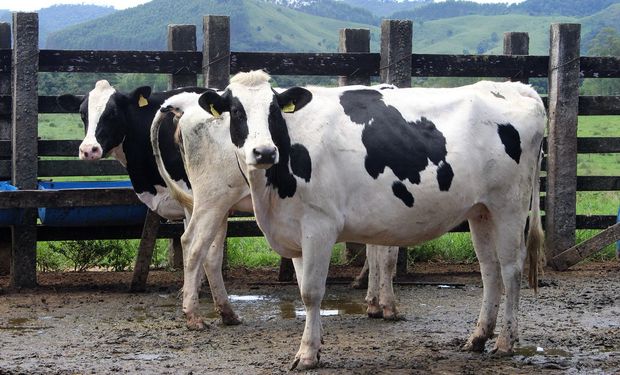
[3, 0, 526, 12]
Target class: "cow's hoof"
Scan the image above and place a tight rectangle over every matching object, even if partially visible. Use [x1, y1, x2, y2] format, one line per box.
[351, 278, 368, 289]
[221, 313, 242, 326]
[490, 347, 513, 357]
[186, 314, 207, 331]
[366, 304, 383, 319]
[290, 356, 319, 371]
[382, 306, 403, 321]
[462, 337, 486, 353]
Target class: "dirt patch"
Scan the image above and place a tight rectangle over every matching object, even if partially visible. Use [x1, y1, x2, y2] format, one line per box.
[1, 261, 619, 374]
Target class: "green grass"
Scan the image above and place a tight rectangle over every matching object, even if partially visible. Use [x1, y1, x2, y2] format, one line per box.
[38, 113, 83, 140]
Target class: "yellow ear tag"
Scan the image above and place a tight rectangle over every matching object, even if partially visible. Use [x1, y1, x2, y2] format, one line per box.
[209, 104, 221, 118]
[138, 95, 149, 107]
[282, 102, 296, 113]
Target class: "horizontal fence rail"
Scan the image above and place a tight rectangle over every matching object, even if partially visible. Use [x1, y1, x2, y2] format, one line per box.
[0, 50, 619, 78]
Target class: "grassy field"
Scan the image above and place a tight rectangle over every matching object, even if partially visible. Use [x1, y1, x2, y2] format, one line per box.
[33, 113, 619, 270]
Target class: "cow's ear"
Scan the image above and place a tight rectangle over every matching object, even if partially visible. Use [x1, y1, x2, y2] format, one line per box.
[198, 90, 229, 118]
[129, 86, 152, 108]
[57, 94, 82, 112]
[276, 87, 312, 113]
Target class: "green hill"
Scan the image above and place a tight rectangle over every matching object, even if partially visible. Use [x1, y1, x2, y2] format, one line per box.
[0, 4, 116, 47]
[46, 0, 380, 52]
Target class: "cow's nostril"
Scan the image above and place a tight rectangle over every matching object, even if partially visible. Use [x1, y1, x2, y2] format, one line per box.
[91, 146, 99, 153]
[83, 152, 89, 158]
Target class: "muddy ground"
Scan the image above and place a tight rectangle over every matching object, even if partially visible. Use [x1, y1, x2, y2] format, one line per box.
[0, 261, 619, 374]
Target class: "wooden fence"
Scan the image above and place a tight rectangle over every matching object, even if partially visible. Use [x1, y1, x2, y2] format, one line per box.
[0, 13, 618, 288]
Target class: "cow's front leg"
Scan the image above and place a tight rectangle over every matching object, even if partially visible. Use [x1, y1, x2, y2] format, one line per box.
[290, 229, 335, 370]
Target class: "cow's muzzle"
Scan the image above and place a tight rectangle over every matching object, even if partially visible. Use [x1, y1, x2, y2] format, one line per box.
[79, 143, 103, 160]
[250, 145, 278, 168]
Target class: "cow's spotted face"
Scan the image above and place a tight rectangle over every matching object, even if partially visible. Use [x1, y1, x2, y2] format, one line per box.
[198, 70, 313, 199]
[78, 80, 120, 160]
[57, 80, 151, 163]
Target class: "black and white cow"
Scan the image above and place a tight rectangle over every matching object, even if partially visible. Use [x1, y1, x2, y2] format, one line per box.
[56, 81, 245, 325]
[196, 71, 546, 369]
[150, 91, 400, 330]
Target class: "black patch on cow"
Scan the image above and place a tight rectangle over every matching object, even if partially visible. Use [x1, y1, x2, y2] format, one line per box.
[436, 161, 454, 191]
[290, 143, 312, 182]
[497, 123, 521, 164]
[340, 89, 454, 195]
[392, 181, 414, 207]
[491, 91, 506, 99]
[265, 99, 298, 199]
[229, 95, 249, 148]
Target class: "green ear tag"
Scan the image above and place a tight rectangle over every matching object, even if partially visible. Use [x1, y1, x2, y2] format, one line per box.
[210, 104, 221, 118]
[138, 95, 149, 107]
[282, 102, 296, 113]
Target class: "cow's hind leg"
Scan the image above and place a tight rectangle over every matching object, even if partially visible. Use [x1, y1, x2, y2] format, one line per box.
[463, 208, 502, 352]
[378, 246, 399, 320]
[365, 244, 383, 318]
[492, 215, 528, 355]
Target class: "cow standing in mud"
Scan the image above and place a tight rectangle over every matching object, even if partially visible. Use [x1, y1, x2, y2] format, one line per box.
[195, 71, 545, 369]
[150, 90, 400, 329]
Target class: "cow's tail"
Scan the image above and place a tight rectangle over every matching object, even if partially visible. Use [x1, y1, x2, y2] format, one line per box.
[526, 146, 545, 294]
[150, 108, 194, 212]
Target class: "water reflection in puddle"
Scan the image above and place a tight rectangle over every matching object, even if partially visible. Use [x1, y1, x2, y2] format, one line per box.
[201, 294, 366, 320]
[0, 317, 50, 332]
[514, 345, 572, 357]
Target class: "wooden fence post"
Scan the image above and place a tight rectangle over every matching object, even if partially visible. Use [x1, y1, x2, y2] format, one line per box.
[546, 23, 580, 262]
[168, 24, 197, 89]
[339, 28, 371, 86]
[166, 24, 197, 270]
[503, 32, 529, 83]
[380, 19, 412, 88]
[339, 28, 370, 267]
[130, 209, 161, 292]
[202, 15, 229, 90]
[0, 22, 10, 276]
[380, 19, 412, 277]
[10, 13, 38, 288]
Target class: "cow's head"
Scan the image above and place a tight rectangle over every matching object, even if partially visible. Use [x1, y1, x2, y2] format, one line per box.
[197, 70, 312, 169]
[57, 80, 152, 161]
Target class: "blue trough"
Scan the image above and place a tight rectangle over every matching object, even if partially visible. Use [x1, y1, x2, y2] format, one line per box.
[38, 180, 148, 226]
[0, 181, 24, 226]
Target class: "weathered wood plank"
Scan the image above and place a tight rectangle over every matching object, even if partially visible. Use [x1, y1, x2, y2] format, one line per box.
[203, 16, 229, 90]
[550, 222, 620, 271]
[540, 176, 620, 192]
[168, 24, 197, 89]
[503, 32, 529, 83]
[0, 188, 142, 208]
[39, 50, 201, 73]
[412, 54, 549, 78]
[11, 13, 39, 288]
[38, 159, 127, 177]
[577, 137, 620, 153]
[339, 29, 371, 86]
[130, 209, 161, 292]
[231, 51, 380, 76]
[0, 49, 616, 79]
[380, 19, 412, 87]
[0, 22, 10, 277]
[545, 23, 581, 259]
[580, 56, 620, 79]
[578, 96, 620, 115]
